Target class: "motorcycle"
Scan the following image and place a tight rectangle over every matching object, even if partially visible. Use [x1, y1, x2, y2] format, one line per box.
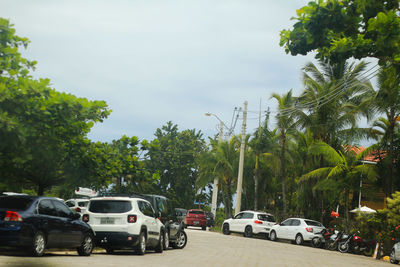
[311, 228, 331, 248]
[325, 230, 343, 251]
[338, 231, 376, 255]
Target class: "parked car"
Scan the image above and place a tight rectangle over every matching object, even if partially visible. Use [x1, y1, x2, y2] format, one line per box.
[222, 210, 275, 237]
[0, 195, 94, 257]
[142, 194, 187, 249]
[391, 241, 400, 264]
[269, 218, 325, 245]
[184, 209, 207, 230]
[83, 196, 165, 255]
[206, 211, 216, 227]
[65, 198, 89, 214]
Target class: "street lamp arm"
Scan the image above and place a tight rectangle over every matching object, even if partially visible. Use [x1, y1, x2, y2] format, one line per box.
[205, 112, 230, 131]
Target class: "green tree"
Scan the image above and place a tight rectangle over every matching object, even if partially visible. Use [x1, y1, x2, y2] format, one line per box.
[280, 0, 400, 65]
[146, 122, 205, 208]
[0, 18, 110, 195]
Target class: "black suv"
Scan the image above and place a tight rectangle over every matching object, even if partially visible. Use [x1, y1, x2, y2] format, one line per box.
[0, 195, 94, 256]
[142, 194, 187, 250]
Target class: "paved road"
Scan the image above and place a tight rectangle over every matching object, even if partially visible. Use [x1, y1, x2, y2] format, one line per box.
[0, 228, 391, 267]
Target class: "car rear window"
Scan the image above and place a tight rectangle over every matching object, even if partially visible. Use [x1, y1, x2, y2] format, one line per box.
[78, 201, 89, 207]
[0, 197, 34, 211]
[189, 210, 205, 215]
[258, 214, 275, 222]
[305, 220, 323, 227]
[89, 200, 132, 213]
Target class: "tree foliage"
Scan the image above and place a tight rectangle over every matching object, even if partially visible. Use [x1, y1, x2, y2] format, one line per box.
[280, 0, 400, 65]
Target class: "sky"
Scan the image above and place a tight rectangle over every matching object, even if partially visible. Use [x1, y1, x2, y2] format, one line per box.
[2, 0, 321, 143]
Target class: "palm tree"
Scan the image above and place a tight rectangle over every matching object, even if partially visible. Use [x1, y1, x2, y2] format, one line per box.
[295, 60, 374, 149]
[300, 141, 377, 229]
[197, 137, 240, 218]
[271, 90, 297, 216]
[369, 64, 400, 196]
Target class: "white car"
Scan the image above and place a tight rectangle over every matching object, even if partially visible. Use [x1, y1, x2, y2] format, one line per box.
[65, 198, 89, 214]
[82, 196, 165, 255]
[222, 210, 276, 237]
[391, 241, 400, 264]
[269, 218, 325, 245]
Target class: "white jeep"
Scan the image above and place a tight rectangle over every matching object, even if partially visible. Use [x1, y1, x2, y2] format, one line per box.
[83, 196, 165, 255]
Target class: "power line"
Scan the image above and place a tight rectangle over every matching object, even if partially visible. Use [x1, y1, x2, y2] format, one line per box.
[276, 64, 380, 118]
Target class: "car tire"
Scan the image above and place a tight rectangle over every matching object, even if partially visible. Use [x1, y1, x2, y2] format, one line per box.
[202, 226, 206, 231]
[163, 230, 169, 250]
[391, 249, 399, 264]
[172, 231, 187, 249]
[155, 230, 164, 253]
[269, 230, 277, 241]
[135, 231, 146, 255]
[222, 223, 230, 235]
[295, 234, 303, 245]
[31, 231, 46, 257]
[244, 226, 253, 238]
[77, 233, 94, 256]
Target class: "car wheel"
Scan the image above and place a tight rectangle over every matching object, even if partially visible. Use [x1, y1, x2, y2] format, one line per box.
[202, 226, 206, 231]
[172, 231, 187, 249]
[135, 231, 146, 255]
[391, 249, 399, 264]
[77, 233, 94, 256]
[269, 230, 277, 241]
[106, 248, 114, 254]
[295, 234, 303, 245]
[163, 230, 169, 250]
[244, 226, 253, 238]
[222, 223, 230, 235]
[155, 230, 164, 253]
[31, 231, 46, 257]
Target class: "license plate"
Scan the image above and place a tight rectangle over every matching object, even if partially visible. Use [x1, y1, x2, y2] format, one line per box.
[194, 221, 199, 224]
[100, 217, 115, 224]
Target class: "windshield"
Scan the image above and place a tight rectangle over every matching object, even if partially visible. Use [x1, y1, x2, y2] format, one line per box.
[89, 200, 132, 213]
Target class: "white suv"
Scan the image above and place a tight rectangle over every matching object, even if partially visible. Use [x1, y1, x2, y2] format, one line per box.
[82, 196, 165, 255]
[222, 210, 276, 238]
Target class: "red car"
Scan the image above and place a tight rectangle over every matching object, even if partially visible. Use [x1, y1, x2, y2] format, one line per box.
[184, 209, 207, 230]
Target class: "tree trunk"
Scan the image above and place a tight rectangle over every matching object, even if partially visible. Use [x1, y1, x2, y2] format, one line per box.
[254, 155, 259, 210]
[38, 184, 44, 196]
[388, 117, 395, 196]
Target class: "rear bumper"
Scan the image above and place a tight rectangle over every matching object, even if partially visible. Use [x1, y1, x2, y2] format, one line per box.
[185, 218, 206, 227]
[0, 223, 33, 247]
[94, 231, 139, 249]
[253, 225, 271, 234]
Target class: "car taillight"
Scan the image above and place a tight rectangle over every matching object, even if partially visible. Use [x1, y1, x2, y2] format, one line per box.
[82, 214, 89, 223]
[306, 227, 313, 233]
[4, 211, 23, 222]
[128, 215, 137, 223]
[254, 220, 263, 224]
[75, 207, 81, 213]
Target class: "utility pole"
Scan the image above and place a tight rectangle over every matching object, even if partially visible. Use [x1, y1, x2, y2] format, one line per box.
[235, 101, 247, 215]
[211, 121, 223, 219]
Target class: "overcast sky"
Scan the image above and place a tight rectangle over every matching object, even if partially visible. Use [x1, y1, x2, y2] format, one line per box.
[2, 0, 319, 142]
